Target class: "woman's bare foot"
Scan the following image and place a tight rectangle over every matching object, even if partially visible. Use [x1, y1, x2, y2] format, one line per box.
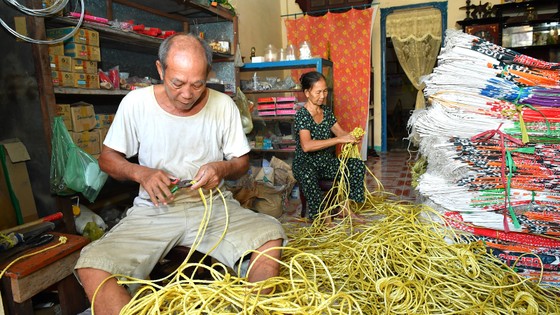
[337, 201, 366, 224]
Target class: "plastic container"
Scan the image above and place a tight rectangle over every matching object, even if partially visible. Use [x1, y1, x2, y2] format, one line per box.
[264, 44, 278, 62]
[299, 41, 312, 59]
[279, 48, 286, 61]
[285, 44, 296, 60]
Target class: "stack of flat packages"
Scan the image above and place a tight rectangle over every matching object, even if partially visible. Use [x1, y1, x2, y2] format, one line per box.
[410, 29, 560, 285]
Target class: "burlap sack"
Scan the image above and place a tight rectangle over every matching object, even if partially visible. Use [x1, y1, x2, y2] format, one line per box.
[229, 181, 284, 218]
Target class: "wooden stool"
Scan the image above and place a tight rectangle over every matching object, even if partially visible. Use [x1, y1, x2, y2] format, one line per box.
[150, 246, 214, 282]
[0, 232, 90, 315]
[300, 179, 335, 218]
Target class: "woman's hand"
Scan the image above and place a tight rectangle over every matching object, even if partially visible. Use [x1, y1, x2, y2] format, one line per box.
[338, 133, 358, 144]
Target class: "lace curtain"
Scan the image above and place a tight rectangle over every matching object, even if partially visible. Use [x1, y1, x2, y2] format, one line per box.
[386, 8, 442, 110]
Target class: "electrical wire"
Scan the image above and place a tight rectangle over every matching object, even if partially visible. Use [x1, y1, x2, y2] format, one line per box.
[0, 0, 85, 44]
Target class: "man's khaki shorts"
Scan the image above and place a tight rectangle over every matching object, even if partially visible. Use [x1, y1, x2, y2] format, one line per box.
[75, 191, 286, 284]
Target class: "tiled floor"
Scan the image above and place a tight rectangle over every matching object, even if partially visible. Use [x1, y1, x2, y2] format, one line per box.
[366, 149, 417, 202]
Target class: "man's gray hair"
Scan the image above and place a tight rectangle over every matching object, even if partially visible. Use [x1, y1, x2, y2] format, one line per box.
[158, 33, 213, 75]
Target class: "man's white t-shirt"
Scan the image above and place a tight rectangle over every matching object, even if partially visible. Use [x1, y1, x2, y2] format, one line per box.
[104, 86, 250, 206]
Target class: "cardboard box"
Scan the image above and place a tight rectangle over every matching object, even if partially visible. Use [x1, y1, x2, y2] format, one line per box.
[14, 16, 27, 42]
[73, 73, 100, 89]
[95, 114, 114, 129]
[56, 104, 72, 130]
[48, 42, 64, 56]
[70, 102, 96, 132]
[49, 54, 72, 72]
[46, 27, 99, 46]
[64, 43, 101, 61]
[72, 59, 97, 74]
[0, 139, 38, 230]
[70, 130, 101, 155]
[42, 0, 64, 16]
[51, 70, 73, 87]
[98, 127, 109, 144]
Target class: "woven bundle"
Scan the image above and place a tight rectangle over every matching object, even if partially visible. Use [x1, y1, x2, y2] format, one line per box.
[411, 29, 560, 285]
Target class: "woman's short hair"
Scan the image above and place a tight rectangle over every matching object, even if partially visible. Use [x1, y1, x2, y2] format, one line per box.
[300, 71, 326, 92]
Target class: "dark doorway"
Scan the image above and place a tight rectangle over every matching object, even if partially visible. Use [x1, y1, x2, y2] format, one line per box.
[384, 38, 415, 151]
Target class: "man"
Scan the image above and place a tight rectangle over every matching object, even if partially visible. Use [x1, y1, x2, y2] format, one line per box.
[75, 33, 286, 314]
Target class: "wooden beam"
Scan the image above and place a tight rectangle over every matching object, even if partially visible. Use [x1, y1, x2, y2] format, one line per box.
[106, 0, 113, 20]
[112, 0, 191, 22]
[188, 2, 235, 21]
[27, 4, 57, 155]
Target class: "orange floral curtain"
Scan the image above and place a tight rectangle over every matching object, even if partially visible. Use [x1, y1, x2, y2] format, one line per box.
[284, 7, 376, 133]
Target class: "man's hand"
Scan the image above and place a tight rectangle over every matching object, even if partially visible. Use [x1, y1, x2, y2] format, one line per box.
[190, 155, 249, 191]
[190, 162, 223, 190]
[137, 168, 174, 206]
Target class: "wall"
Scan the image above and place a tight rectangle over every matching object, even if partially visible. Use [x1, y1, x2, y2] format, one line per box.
[235, 0, 283, 80]
[278, 0, 502, 151]
[0, 8, 55, 215]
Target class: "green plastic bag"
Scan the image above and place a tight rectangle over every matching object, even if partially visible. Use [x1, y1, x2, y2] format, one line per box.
[49, 116, 108, 202]
[50, 116, 74, 195]
[63, 145, 107, 202]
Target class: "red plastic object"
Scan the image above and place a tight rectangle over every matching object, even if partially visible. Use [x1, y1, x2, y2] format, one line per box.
[257, 97, 275, 104]
[140, 30, 157, 37]
[68, 12, 109, 24]
[132, 24, 145, 31]
[144, 27, 161, 34]
[43, 212, 63, 222]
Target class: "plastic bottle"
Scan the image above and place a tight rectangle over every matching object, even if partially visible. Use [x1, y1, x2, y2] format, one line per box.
[299, 41, 312, 59]
[286, 44, 296, 60]
[264, 44, 278, 62]
[279, 48, 286, 61]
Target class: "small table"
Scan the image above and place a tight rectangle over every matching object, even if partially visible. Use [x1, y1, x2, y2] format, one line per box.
[0, 232, 90, 315]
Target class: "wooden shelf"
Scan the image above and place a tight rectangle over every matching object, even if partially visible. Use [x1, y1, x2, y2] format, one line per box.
[252, 115, 295, 122]
[251, 148, 295, 153]
[54, 87, 130, 95]
[242, 89, 301, 94]
[45, 16, 236, 59]
[244, 58, 333, 158]
[46, 17, 162, 54]
[241, 58, 333, 72]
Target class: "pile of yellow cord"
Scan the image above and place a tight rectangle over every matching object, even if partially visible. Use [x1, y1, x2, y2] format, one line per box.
[102, 136, 560, 314]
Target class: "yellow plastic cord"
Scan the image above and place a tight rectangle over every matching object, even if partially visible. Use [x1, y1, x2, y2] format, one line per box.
[87, 143, 560, 314]
[0, 236, 68, 279]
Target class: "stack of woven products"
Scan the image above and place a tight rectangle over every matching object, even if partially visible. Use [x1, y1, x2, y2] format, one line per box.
[410, 29, 560, 285]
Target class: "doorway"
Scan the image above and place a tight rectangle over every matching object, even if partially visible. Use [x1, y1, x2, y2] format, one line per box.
[379, 2, 447, 152]
[385, 38, 415, 151]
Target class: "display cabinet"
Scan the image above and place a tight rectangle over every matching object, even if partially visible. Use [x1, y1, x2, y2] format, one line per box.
[240, 58, 333, 155]
[458, 0, 560, 62]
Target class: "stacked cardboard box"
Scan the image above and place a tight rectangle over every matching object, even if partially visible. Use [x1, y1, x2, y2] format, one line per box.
[47, 27, 100, 89]
[55, 102, 114, 157]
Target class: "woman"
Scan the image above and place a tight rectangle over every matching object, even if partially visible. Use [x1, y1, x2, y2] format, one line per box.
[292, 71, 365, 223]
